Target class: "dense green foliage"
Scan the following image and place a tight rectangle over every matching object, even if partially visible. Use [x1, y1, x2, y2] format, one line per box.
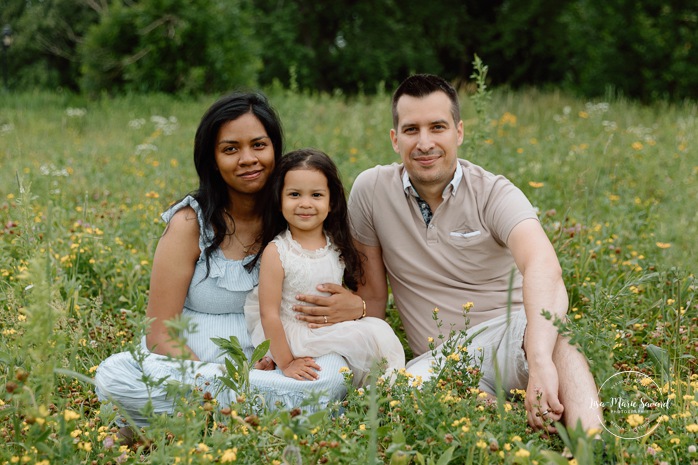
[1, 0, 696, 100]
[78, 0, 260, 94]
[0, 86, 696, 463]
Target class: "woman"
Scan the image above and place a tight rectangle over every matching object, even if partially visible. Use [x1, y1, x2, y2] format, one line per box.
[95, 92, 363, 429]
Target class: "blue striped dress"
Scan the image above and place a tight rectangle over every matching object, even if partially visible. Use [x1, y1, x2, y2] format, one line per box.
[94, 196, 347, 427]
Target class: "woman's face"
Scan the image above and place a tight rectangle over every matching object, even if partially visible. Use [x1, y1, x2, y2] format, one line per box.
[214, 112, 276, 196]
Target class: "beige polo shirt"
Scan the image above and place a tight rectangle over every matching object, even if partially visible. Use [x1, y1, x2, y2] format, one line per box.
[348, 159, 538, 356]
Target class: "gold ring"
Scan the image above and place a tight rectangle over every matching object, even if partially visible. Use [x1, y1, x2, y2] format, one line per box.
[323, 315, 328, 324]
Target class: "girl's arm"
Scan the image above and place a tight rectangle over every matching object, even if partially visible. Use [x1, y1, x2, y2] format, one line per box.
[259, 244, 321, 380]
[145, 207, 202, 360]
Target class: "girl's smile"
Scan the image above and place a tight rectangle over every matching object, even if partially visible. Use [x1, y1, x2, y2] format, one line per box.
[281, 168, 331, 242]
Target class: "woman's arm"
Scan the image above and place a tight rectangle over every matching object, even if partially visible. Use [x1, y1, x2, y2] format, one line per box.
[145, 207, 202, 360]
[259, 244, 320, 380]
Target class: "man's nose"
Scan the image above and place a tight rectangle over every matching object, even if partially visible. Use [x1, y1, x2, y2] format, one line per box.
[416, 129, 435, 152]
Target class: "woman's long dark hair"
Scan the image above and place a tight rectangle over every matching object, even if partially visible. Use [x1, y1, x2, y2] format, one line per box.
[190, 91, 284, 275]
[248, 148, 363, 290]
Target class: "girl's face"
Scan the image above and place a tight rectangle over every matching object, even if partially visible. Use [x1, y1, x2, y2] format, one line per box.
[214, 113, 276, 196]
[281, 168, 331, 236]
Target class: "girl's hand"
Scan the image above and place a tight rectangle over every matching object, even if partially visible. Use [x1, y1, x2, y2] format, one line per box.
[254, 356, 275, 371]
[281, 357, 321, 381]
[294, 284, 363, 327]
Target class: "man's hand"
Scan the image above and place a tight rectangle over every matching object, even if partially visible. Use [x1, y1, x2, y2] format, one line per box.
[281, 357, 321, 381]
[525, 359, 564, 433]
[293, 284, 363, 327]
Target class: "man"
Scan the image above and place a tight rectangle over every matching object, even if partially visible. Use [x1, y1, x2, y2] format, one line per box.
[346, 74, 601, 432]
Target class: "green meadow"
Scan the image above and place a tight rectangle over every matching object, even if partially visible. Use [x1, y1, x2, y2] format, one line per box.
[0, 87, 696, 464]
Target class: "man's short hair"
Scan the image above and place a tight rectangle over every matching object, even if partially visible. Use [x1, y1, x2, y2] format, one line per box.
[391, 74, 461, 128]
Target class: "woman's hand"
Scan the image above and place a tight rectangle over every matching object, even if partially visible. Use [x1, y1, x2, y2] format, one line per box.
[254, 356, 275, 371]
[281, 357, 321, 381]
[293, 283, 364, 327]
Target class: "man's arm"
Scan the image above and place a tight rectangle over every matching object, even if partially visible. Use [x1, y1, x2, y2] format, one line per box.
[354, 240, 389, 319]
[507, 218, 568, 431]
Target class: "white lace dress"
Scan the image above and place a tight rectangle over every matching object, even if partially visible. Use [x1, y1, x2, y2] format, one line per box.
[245, 229, 405, 386]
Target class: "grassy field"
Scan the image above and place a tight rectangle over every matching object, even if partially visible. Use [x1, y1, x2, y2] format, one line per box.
[0, 86, 696, 464]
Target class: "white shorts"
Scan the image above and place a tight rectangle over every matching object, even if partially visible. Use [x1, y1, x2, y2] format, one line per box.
[405, 310, 529, 395]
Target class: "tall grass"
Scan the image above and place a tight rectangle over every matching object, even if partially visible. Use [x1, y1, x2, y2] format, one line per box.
[0, 87, 696, 464]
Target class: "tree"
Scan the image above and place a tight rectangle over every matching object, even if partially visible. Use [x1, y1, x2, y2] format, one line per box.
[2, 0, 98, 90]
[560, 0, 698, 100]
[79, 0, 261, 94]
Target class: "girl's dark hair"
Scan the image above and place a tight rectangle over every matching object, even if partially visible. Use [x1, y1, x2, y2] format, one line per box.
[248, 148, 363, 290]
[190, 91, 284, 274]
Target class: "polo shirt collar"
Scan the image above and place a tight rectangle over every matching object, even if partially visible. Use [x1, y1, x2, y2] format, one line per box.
[402, 162, 463, 199]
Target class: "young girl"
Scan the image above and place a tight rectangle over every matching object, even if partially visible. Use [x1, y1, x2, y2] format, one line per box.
[244, 149, 404, 386]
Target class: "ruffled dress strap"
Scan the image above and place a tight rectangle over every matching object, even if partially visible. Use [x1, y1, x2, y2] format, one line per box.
[162, 195, 258, 293]
[161, 195, 212, 255]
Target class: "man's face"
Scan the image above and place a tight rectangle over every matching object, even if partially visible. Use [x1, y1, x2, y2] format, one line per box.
[390, 91, 464, 193]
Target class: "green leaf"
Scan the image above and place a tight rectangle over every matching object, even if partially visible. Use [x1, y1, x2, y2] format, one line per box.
[307, 409, 328, 426]
[224, 358, 239, 379]
[218, 377, 237, 391]
[646, 344, 670, 377]
[391, 426, 406, 446]
[539, 451, 570, 465]
[251, 339, 271, 366]
[555, 421, 573, 452]
[435, 446, 455, 465]
[210, 336, 229, 348]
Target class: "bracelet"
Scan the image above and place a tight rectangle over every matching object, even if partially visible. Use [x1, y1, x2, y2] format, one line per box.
[358, 300, 367, 320]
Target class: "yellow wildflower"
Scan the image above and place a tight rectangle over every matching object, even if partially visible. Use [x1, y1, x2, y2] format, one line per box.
[627, 414, 644, 428]
[500, 112, 517, 126]
[63, 410, 80, 422]
[221, 448, 238, 463]
[197, 443, 209, 453]
[78, 442, 92, 452]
